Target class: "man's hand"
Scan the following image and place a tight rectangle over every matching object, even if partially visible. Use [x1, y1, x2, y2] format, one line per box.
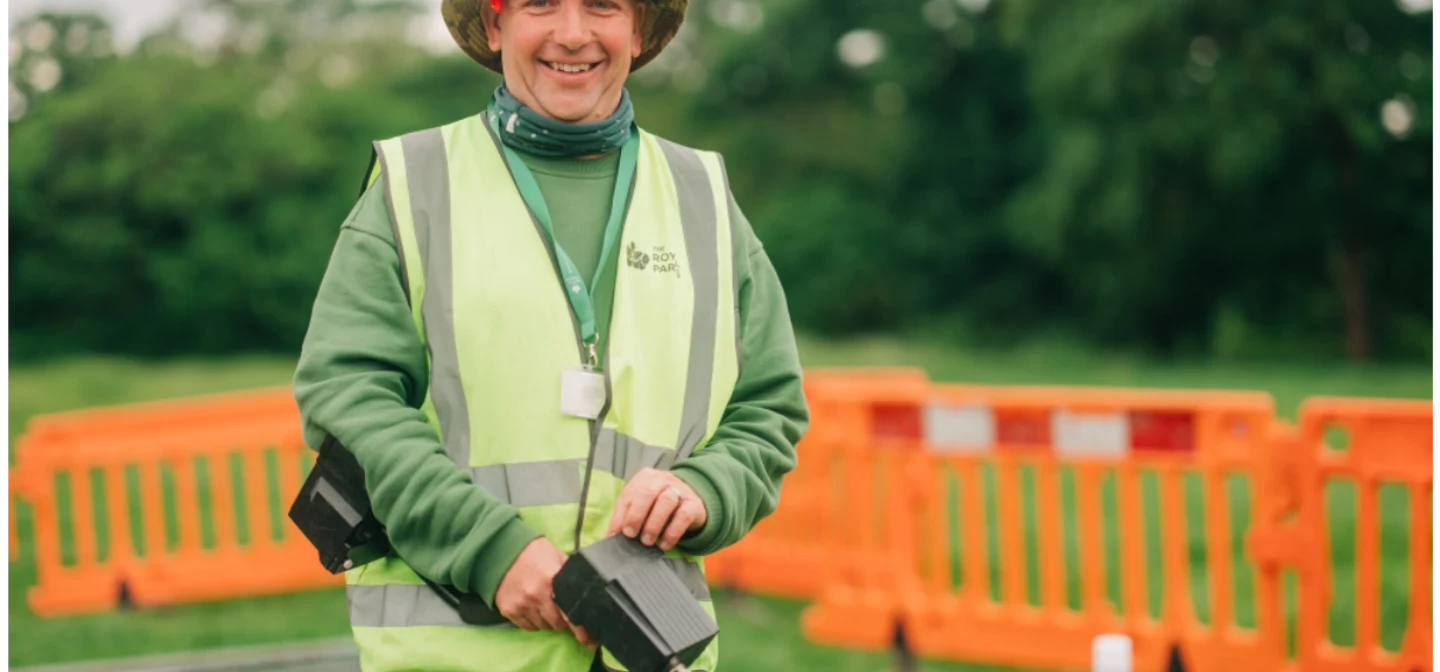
[606, 468, 707, 551]
[495, 537, 594, 648]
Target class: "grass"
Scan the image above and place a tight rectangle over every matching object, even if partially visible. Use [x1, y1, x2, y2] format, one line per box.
[7, 340, 1431, 669]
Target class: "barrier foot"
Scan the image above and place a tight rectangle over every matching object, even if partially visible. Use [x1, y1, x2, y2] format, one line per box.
[718, 580, 745, 608]
[117, 579, 134, 611]
[1164, 644, 1188, 672]
[891, 622, 917, 672]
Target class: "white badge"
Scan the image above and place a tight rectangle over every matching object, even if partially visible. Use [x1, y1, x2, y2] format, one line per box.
[560, 369, 606, 419]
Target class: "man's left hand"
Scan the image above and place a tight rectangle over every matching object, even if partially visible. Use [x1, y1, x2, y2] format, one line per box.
[605, 468, 706, 551]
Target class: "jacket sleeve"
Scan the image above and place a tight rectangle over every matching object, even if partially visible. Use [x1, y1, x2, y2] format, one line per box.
[292, 174, 541, 607]
[671, 186, 810, 556]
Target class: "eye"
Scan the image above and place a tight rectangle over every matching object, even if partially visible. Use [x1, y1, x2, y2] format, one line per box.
[587, 0, 619, 9]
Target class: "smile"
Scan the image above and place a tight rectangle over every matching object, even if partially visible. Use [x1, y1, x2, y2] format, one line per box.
[544, 61, 599, 73]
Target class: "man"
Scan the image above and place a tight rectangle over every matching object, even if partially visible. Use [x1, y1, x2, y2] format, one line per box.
[291, 0, 808, 670]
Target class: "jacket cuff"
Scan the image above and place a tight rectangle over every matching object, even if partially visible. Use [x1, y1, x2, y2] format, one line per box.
[471, 516, 544, 608]
[672, 464, 726, 555]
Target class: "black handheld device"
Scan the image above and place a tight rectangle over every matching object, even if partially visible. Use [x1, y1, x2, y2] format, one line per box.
[288, 435, 390, 573]
[553, 535, 718, 672]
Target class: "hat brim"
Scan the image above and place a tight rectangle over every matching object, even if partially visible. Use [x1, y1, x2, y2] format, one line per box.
[441, 0, 686, 74]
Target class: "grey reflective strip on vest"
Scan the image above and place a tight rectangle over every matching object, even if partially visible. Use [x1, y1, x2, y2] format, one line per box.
[399, 128, 474, 468]
[347, 561, 708, 628]
[719, 160, 744, 380]
[655, 139, 719, 463]
[347, 584, 515, 628]
[470, 459, 584, 508]
[595, 428, 674, 480]
[372, 142, 412, 303]
[469, 430, 672, 507]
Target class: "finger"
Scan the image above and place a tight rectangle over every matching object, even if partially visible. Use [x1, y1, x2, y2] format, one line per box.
[607, 493, 631, 538]
[572, 623, 597, 649]
[622, 484, 662, 538]
[539, 599, 570, 633]
[641, 486, 682, 546]
[658, 501, 698, 551]
[497, 598, 528, 630]
[506, 609, 540, 631]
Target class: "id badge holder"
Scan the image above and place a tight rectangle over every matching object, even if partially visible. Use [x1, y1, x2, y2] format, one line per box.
[560, 368, 606, 420]
[560, 342, 606, 420]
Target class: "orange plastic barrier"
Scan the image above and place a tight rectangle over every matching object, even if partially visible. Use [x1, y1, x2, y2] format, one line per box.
[803, 383, 1285, 670]
[9, 466, 19, 561]
[10, 368, 1431, 672]
[800, 382, 1433, 672]
[11, 387, 339, 616]
[705, 367, 930, 597]
[1268, 397, 1432, 672]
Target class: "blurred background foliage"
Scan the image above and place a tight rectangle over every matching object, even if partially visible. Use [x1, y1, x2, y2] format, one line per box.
[8, 0, 1432, 363]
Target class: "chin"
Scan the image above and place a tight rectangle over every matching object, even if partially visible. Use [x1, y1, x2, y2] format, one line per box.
[539, 98, 604, 123]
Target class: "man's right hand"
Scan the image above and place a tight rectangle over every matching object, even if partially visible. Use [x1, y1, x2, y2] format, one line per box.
[494, 537, 594, 648]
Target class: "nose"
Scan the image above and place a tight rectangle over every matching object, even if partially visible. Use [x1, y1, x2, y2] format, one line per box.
[553, 2, 589, 51]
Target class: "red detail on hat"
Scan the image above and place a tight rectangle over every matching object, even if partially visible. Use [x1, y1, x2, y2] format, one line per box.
[491, 0, 503, 12]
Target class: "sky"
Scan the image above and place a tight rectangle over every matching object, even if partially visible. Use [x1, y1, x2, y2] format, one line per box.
[9, 0, 456, 50]
[12, 0, 191, 48]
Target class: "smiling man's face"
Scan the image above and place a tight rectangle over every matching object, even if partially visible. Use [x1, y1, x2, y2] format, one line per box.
[486, 0, 643, 123]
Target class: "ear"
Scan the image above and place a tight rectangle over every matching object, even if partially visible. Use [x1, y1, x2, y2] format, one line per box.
[483, 3, 503, 52]
[631, 3, 645, 58]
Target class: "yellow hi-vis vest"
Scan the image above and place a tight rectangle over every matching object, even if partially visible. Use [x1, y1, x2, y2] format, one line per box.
[344, 111, 741, 672]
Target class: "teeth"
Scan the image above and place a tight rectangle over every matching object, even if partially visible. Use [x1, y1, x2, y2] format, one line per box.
[549, 62, 592, 73]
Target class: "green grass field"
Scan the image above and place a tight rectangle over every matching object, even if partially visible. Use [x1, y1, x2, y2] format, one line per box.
[8, 338, 1431, 670]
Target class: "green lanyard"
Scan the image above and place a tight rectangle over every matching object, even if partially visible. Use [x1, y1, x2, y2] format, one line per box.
[489, 111, 640, 370]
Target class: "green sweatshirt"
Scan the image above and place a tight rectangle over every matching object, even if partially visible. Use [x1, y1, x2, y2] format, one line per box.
[292, 139, 809, 608]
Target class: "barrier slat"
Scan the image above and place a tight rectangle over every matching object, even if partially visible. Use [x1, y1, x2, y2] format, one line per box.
[1074, 462, 1108, 620]
[1118, 462, 1148, 627]
[996, 457, 1026, 607]
[1159, 465, 1191, 629]
[1298, 463, 1329, 668]
[1036, 458, 1065, 612]
[1404, 483, 1429, 663]
[244, 448, 271, 547]
[957, 457, 989, 603]
[171, 455, 200, 554]
[71, 466, 96, 568]
[209, 450, 238, 552]
[105, 464, 133, 564]
[139, 461, 166, 558]
[1203, 469, 1233, 631]
[923, 456, 947, 595]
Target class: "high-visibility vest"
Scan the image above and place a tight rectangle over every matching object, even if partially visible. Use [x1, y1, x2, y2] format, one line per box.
[345, 111, 741, 672]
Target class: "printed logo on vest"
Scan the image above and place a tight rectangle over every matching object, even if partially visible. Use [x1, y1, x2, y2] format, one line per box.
[626, 242, 650, 270]
[626, 242, 683, 278]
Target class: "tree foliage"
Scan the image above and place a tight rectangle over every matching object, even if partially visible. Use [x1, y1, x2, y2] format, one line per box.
[8, 0, 1431, 361]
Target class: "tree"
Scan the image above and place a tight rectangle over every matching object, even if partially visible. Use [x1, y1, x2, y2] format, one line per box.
[999, 0, 1432, 359]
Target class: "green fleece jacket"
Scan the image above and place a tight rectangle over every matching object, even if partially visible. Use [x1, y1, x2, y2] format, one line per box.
[292, 140, 809, 608]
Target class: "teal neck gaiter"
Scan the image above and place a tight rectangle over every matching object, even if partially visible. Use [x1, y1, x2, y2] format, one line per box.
[488, 84, 635, 158]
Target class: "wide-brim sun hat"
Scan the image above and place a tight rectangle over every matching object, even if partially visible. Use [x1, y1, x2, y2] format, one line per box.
[442, 0, 688, 73]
